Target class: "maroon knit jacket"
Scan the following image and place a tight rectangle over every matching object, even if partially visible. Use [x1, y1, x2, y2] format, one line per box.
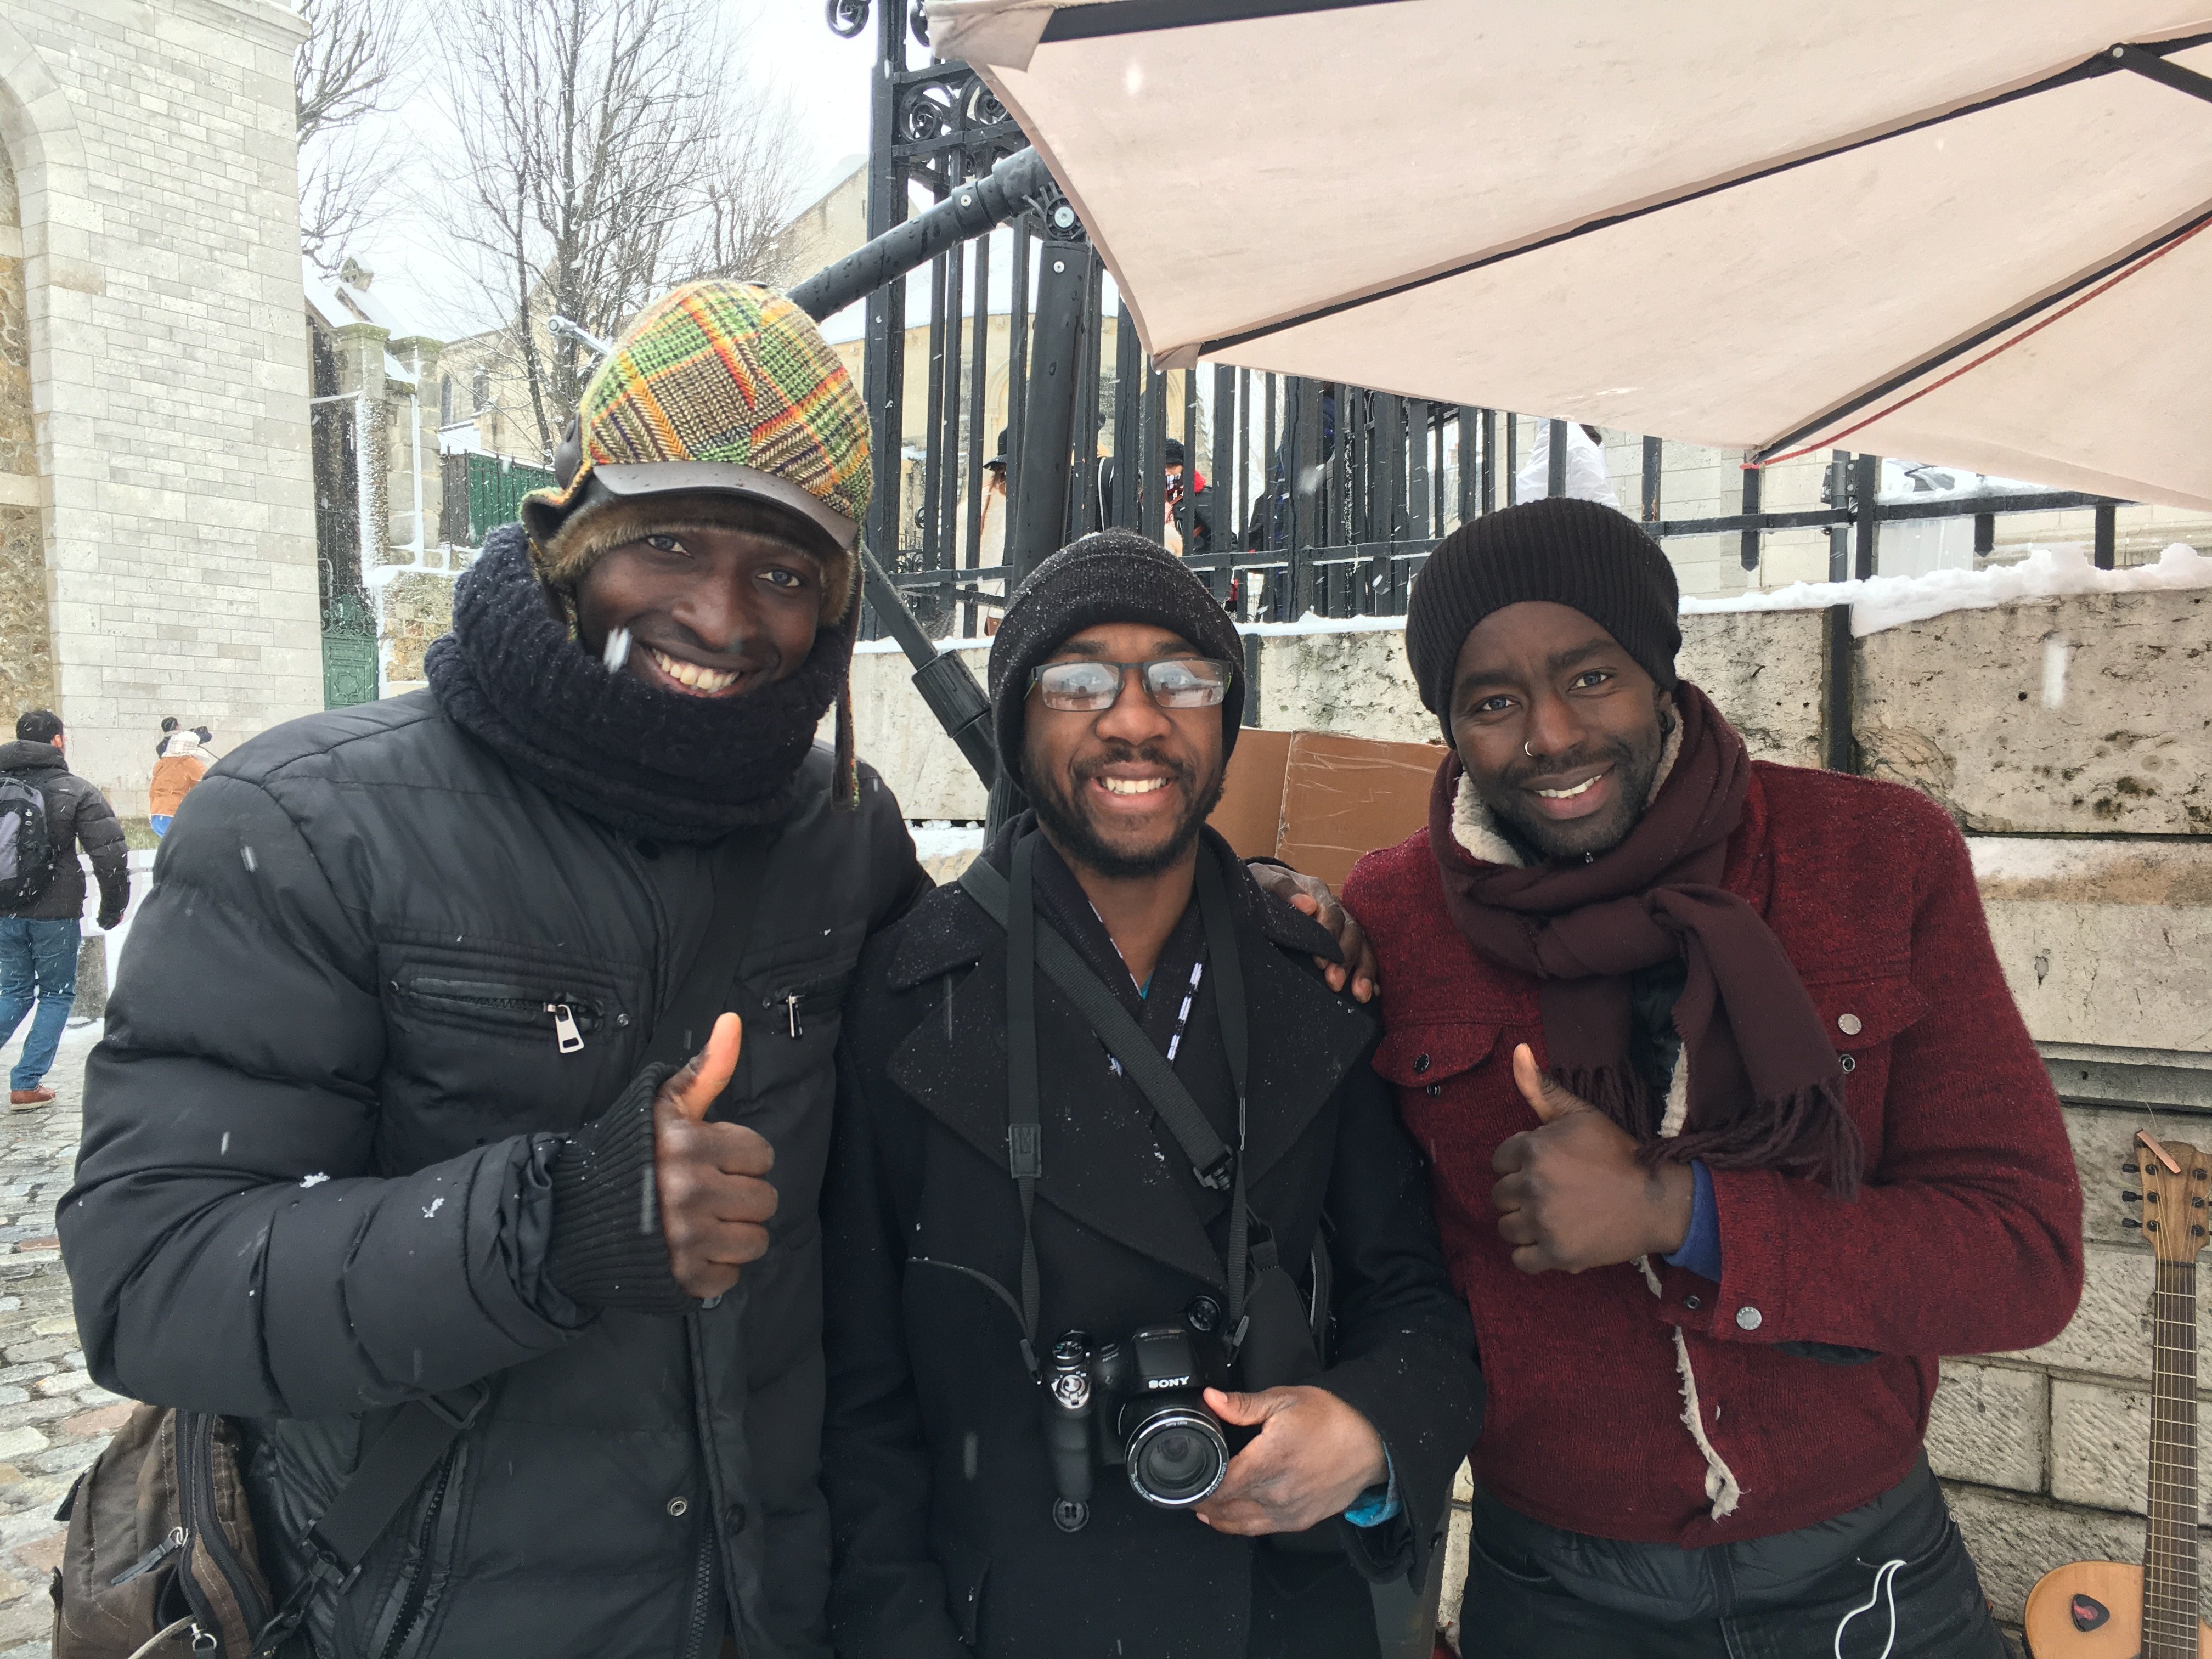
[1342, 756, 2084, 1547]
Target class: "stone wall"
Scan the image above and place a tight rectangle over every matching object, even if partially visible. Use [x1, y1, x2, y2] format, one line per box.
[0, 0, 321, 813]
[0, 133, 50, 724]
[846, 589, 2212, 1635]
[376, 566, 462, 690]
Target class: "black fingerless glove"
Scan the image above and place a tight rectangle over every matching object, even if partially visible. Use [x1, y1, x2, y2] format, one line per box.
[545, 1064, 695, 1314]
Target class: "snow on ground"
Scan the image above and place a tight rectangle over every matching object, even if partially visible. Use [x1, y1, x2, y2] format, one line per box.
[1682, 541, 2212, 636]
[910, 821, 985, 865]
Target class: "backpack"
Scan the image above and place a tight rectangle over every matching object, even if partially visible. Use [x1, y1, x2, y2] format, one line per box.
[0, 772, 54, 910]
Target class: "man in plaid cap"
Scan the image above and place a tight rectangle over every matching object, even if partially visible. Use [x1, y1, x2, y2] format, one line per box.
[61, 282, 928, 1659]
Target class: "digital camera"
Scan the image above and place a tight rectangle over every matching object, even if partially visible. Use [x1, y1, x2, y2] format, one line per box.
[1042, 1322, 1231, 1530]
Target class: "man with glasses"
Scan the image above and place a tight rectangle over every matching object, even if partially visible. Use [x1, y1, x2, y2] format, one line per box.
[820, 531, 1480, 1659]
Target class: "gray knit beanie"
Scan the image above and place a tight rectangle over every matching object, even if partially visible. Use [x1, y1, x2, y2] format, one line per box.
[988, 531, 1244, 788]
[1405, 498, 1680, 740]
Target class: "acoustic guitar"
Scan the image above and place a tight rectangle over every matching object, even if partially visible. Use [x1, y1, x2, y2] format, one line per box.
[2025, 1131, 2212, 1658]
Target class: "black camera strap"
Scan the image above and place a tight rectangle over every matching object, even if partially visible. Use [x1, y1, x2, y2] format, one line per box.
[960, 836, 1256, 1357]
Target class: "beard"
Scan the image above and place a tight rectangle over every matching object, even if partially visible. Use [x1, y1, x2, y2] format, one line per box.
[1474, 710, 1671, 862]
[1028, 738, 1227, 880]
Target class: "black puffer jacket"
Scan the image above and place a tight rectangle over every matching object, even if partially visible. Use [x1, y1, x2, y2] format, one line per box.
[0, 741, 127, 923]
[61, 692, 924, 1659]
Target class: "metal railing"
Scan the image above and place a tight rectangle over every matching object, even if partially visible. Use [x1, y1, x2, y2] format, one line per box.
[439, 452, 556, 549]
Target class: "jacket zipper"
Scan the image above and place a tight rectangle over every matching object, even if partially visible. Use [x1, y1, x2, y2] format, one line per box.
[397, 977, 604, 1053]
[180, 1412, 273, 1637]
[373, 1448, 456, 1659]
[678, 1529, 717, 1659]
[757, 970, 849, 1039]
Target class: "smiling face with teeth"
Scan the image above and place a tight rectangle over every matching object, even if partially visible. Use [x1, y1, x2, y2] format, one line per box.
[1449, 601, 1674, 861]
[1024, 622, 1228, 883]
[572, 500, 833, 702]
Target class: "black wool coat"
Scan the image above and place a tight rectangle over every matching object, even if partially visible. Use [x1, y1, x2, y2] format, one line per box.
[822, 837, 1481, 1659]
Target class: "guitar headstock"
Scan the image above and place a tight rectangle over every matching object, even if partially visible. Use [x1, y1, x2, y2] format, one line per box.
[2126, 1131, 2212, 1264]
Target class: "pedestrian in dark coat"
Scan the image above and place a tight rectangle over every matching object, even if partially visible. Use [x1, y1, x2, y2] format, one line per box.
[0, 709, 127, 1106]
[62, 282, 916, 1659]
[823, 533, 1480, 1659]
[1340, 499, 2084, 1657]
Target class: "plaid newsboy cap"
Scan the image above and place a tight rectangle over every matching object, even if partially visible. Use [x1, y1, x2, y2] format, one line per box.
[521, 281, 873, 620]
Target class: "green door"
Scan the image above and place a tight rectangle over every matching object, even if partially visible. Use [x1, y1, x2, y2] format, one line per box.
[321, 591, 378, 708]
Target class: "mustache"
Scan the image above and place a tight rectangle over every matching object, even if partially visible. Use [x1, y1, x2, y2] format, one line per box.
[1071, 741, 1195, 788]
[1502, 739, 1633, 791]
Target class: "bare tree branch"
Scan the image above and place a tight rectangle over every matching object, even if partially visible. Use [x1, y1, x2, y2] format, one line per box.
[437, 0, 805, 457]
[295, 0, 414, 272]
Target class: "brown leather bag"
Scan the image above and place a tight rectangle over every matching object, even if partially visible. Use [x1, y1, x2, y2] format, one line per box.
[49, 1406, 275, 1658]
[49, 1386, 486, 1659]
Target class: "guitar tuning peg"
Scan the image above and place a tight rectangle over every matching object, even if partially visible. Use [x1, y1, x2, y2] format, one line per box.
[2123, 1218, 2143, 1229]
[2123, 1161, 2142, 1173]
[2120, 1192, 2142, 1203]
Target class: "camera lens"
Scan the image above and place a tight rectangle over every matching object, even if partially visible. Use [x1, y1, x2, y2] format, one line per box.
[1124, 1406, 1229, 1508]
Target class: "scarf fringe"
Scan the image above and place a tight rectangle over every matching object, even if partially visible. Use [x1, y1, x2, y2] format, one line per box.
[1553, 1065, 1863, 1197]
[1641, 1081, 1864, 1198]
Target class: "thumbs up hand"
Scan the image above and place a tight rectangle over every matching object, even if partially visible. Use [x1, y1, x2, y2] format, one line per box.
[653, 1013, 778, 1299]
[1488, 1044, 1694, 1276]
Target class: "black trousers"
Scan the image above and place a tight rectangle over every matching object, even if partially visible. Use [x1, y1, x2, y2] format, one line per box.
[1459, 1474, 2010, 1659]
[1249, 1543, 1383, 1659]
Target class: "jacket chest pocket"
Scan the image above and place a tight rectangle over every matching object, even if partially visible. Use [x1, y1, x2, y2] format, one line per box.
[400, 975, 612, 1053]
[381, 947, 647, 1141]
[1372, 1018, 1515, 1167]
[745, 963, 856, 1043]
[1804, 970, 1928, 1158]
[1373, 1020, 1508, 1099]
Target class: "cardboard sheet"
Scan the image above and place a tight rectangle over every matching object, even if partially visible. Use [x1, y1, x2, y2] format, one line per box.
[1210, 727, 1444, 889]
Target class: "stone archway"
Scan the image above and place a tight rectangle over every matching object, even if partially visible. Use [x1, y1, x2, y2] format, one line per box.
[0, 20, 94, 723]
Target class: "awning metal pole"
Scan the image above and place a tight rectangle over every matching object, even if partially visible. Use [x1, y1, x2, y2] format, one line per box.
[789, 145, 1064, 797]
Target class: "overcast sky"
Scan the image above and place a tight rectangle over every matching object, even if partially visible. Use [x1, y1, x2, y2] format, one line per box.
[350, 0, 880, 341]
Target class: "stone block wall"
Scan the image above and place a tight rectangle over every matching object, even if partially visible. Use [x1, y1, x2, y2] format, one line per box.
[0, 128, 49, 723]
[377, 566, 462, 690]
[1, 0, 321, 814]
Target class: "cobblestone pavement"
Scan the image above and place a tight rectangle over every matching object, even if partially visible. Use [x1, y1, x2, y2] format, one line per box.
[0, 1022, 109, 1659]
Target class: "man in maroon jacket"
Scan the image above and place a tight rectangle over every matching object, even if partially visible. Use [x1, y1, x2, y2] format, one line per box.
[1341, 499, 2083, 1657]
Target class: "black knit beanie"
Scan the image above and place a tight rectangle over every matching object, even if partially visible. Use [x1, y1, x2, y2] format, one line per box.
[988, 531, 1244, 788]
[1406, 498, 1680, 738]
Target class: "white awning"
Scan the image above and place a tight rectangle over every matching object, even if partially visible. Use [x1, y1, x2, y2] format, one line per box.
[931, 1, 2212, 507]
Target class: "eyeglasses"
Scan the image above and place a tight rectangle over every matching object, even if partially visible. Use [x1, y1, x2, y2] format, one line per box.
[1030, 657, 1234, 712]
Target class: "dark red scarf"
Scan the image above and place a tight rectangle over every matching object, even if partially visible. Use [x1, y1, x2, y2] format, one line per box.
[1427, 684, 1861, 1195]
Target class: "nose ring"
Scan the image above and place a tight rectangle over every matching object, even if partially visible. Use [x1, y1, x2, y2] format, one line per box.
[1524, 740, 1535, 759]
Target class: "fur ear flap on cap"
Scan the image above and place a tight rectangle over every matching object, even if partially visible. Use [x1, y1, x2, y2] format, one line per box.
[529, 492, 857, 627]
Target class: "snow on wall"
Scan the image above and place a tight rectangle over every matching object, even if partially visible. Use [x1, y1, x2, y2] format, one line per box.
[1685, 542, 2212, 636]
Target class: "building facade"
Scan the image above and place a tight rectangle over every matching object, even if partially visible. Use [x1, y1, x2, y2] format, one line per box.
[0, 0, 323, 817]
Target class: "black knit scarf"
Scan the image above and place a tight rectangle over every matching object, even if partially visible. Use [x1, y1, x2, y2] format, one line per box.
[425, 526, 848, 842]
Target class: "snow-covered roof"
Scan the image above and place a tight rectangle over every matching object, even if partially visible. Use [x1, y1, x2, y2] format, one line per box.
[304, 256, 438, 343]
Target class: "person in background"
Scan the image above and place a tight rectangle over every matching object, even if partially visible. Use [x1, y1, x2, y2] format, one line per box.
[1161, 437, 1216, 558]
[146, 725, 208, 837]
[155, 714, 212, 759]
[1341, 499, 2082, 1657]
[1515, 420, 1620, 509]
[0, 710, 127, 1108]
